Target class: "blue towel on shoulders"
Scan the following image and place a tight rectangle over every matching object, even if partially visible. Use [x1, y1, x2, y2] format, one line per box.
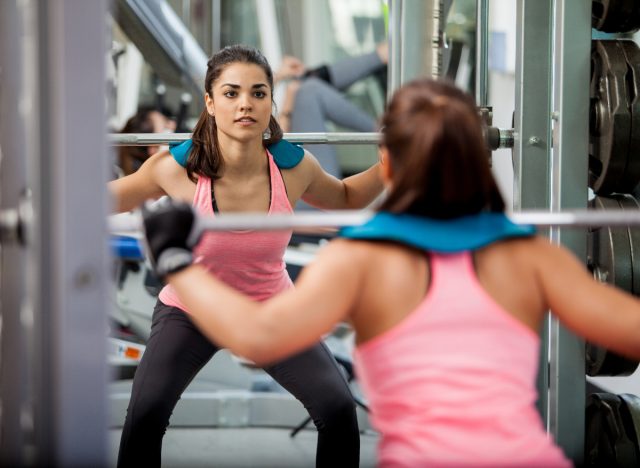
[339, 211, 535, 252]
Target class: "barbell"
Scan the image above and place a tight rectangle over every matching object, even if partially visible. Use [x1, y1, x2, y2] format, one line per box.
[108, 209, 640, 239]
[109, 129, 515, 151]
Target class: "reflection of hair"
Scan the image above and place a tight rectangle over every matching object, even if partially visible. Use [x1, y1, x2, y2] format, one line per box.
[188, 45, 283, 182]
[118, 106, 158, 176]
[379, 79, 505, 219]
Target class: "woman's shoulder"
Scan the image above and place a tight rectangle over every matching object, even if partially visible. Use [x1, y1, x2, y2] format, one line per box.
[483, 235, 568, 267]
[145, 149, 190, 183]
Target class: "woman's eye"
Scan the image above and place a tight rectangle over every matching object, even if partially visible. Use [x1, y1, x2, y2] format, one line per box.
[254, 91, 266, 98]
[224, 90, 237, 98]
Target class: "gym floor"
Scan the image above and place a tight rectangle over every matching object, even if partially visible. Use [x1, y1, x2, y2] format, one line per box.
[108, 427, 379, 467]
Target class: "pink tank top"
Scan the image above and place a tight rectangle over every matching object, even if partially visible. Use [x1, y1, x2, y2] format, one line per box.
[353, 252, 572, 468]
[159, 150, 294, 308]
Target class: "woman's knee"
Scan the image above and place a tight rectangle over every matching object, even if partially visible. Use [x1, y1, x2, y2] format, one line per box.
[299, 76, 330, 95]
[314, 388, 358, 431]
[124, 391, 175, 432]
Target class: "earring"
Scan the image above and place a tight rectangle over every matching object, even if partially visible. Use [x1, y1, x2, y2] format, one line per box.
[263, 129, 271, 140]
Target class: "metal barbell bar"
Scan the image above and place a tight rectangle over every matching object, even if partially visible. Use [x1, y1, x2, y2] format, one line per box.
[108, 129, 516, 149]
[108, 209, 640, 239]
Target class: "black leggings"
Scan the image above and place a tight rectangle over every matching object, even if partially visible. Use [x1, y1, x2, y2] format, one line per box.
[117, 301, 360, 467]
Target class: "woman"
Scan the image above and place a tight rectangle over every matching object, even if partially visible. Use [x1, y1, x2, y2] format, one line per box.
[141, 79, 640, 467]
[110, 45, 383, 467]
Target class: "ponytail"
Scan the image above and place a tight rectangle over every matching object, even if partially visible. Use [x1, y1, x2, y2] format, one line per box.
[187, 110, 222, 182]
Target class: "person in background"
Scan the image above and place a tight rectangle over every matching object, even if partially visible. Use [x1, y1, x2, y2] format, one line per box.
[141, 78, 640, 467]
[275, 43, 388, 179]
[110, 44, 384, 468]
[117, 106, 176, 176]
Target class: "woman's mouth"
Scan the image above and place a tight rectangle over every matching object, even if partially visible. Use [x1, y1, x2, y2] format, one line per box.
[235, 117, 257, 126]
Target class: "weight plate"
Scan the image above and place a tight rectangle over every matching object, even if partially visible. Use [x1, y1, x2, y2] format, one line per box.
[619, 41, 640, 193]
[593, 0, 640, 34]
[586, 196, 639, 376]
[590, 41, 632, 195]
[588, 196, 633, 292]
[586, 393, 640, 467]
[619, 393, 640, 456]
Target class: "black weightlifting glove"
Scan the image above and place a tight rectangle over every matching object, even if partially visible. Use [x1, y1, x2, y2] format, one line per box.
[141, 198, 202, 278]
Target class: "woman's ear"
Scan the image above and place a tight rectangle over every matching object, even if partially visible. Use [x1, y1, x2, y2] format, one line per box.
[378, 145, 393, 185]
[205, 93, 215, 117]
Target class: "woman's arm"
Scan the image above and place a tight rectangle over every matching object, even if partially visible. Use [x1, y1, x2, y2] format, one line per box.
[277, 80, 300, 133]
[169, 240, 362, 365]
[537, 239, 640, 359]
[108, 150, 176, 212]
[296, 151, 384, 209]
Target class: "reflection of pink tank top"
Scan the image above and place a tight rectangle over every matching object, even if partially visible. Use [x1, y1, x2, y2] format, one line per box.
[159, 150, 294, 308]
[354, 252, 572, 468]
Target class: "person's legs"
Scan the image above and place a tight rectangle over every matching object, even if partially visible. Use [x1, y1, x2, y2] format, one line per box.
[263, 341, 360, 467]
[328, 51, 386, 91]
[293, 77, 377, 135]
[291, 76, 377, 197]
[117, 301, 218, 468]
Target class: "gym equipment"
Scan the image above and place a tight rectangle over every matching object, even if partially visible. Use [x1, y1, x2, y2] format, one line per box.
[108, 129, 516, 151]
[585, 392, 640, 467]
[589, 40, 640, 195]
[107, 208, 640, 243]
[586, 195, 640, 376]
[592, 0, 640, 34]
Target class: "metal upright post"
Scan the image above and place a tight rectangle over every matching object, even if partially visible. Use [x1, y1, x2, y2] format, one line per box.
[211, 0, 222, 52]
[513, 0, 554, 422]
[400, 0, 444, 82]
[0, 2, 30, 463]
[31, 0, 110, 465]
[548, 0, 591, 463]
[475, 0, 490, 107]
[387, 0, 403, 99]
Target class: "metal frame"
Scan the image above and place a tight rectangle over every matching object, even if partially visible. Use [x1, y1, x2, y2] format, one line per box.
[514, 0, 554, 426]
[547, 0, 591, 462]
[475, 0, 490, 107]
[31, 0, 110, 465]
[512, 0, 593, 461]
[109, 209, 640, 237]
[108, 129, 515, 148]
[0, 1, 30, 464]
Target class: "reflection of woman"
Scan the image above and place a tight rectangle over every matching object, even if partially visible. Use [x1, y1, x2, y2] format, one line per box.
[143, 79, 640, 467]
[110, 45, 383, 468]
[117, 106, 176, 176]
[276, 44, 388, 178]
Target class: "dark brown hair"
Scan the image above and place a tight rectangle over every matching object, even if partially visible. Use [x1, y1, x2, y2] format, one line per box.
[188, 45, 283, 181]
[378, 79, 505, 219]
[118, 106, 158, 176]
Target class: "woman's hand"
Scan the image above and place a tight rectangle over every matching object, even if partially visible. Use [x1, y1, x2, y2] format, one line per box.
[142, 198, 202, 278]
[275, 56, 306, 83]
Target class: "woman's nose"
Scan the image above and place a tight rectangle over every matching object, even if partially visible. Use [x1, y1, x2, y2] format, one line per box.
[239, 95, 253, 111]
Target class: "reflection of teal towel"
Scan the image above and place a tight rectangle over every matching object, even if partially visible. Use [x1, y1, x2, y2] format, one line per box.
[339, 212, 536, 253]
[169, 138, 305, 169]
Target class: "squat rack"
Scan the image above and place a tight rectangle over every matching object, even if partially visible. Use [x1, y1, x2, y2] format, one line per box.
[0, 0, 600, 465]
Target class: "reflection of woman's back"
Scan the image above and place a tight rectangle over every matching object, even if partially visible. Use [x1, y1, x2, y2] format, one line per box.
[117, 107, 176, 176]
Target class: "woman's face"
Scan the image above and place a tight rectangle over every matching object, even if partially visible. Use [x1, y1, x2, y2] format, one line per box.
[205, 62, 272, 143]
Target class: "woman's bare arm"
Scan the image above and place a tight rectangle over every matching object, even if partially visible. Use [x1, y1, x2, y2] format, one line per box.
[295, 151, 384, 209]
[108, 150, 180, 212]
[169, 240, 362, 365]
[536, 239, 640, 359]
